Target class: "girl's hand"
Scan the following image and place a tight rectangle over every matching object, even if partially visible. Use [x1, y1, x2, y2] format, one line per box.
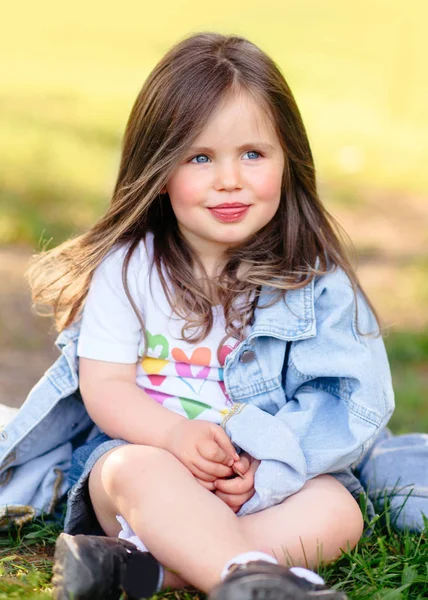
[193, 452, 251, 491]
[213, 454, 260, 513]
[165, 419, 239, 482]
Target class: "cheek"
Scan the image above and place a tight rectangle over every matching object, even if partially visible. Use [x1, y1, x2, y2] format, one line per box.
[254, 168, 283, 202]
[167, 171, 204, 209]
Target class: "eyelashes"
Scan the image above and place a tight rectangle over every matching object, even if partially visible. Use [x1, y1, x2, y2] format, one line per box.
[189, 150, 263, 164]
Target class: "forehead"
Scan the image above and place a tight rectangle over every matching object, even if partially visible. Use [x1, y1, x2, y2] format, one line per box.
[192, 90, 279, 147]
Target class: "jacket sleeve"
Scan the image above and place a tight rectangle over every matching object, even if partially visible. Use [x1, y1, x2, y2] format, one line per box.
[223, 268, 395, 516]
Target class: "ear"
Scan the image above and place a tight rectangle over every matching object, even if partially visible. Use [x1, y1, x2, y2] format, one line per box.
[160, 187, 167, 194]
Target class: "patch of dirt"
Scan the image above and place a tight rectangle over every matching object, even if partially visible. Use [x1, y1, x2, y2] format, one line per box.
[0, 248, 58, 408]
[0, 189, 427, 409]
[2, 547, 55, 563]
[330, 187, 428, 259]
[331, 189, 428, 331]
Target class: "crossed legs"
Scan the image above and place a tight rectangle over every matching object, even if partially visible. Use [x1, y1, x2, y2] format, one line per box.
[88, 445, 364, 594]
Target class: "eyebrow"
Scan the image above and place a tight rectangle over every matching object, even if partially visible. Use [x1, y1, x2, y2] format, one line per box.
[188, 142, 276, 153]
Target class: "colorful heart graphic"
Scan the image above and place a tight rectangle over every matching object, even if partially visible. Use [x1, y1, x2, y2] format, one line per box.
[171, 347, 212, 379]
[143, 388, 171, 405]
[141, 357, 168, 375]
[146, 331, 169, 359]
[179, 397, 212, 420]
[218, 342, 238, 399]
[218, 342, 238, 366]
[147, 374, 166, 386]
[143, 331, 170, 386]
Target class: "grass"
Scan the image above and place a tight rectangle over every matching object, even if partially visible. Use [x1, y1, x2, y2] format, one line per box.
[0, 331, 427, 599]
[0, 519, 57, 600]
[1, 501, 427, 599]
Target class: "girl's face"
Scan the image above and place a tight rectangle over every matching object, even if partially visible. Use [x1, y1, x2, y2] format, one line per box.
[164, 91, 285, 274]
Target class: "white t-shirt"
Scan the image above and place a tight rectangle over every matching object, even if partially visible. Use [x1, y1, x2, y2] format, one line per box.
[77, 232, 244, 424]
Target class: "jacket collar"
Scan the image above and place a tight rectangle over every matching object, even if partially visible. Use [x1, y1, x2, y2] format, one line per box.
[250, 276, 316, 341]
[54, 318, 82, 351]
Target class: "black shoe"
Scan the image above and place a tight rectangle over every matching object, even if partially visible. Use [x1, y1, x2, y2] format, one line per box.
[209, 560, 347, 600]
[52, 532, 161, 600]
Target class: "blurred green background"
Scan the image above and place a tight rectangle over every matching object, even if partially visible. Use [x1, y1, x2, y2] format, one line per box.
[0, 0, 427, 430]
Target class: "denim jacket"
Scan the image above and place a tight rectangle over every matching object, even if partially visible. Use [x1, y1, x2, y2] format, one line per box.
[0, 266, 394, 528]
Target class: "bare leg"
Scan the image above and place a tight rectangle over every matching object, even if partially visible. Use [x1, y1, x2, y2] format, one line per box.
[88, 445, 254, 593]
[88, 453, 188, 592]
[238, 474, 364, 567]
[88, 446, 363, 593]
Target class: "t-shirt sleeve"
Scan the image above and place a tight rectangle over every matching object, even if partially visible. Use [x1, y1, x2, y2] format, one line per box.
[77, 244, 143, 363]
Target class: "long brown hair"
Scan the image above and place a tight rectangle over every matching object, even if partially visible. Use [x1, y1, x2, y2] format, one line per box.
[26, 31, 380, 348]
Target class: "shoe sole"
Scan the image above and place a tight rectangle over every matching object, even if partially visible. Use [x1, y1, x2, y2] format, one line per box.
[51, 533, 97, 600]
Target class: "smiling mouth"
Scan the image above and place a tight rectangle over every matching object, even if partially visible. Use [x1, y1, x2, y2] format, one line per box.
[208, 205, 250, 223]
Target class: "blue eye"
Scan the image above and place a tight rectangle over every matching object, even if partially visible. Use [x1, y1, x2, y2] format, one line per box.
[190, 155, 210, 164]
[244, 150, 261, 160]
[189, 150, 261, 163]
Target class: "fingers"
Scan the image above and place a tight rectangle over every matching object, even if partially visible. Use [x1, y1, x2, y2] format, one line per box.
[194, 456, 234, 479]
[212, 427, 240, 465]
[189, 463, 217, 482]
[198, 439, 230, 465]
[215, 487, 255, 512]
[232, 454, 251, 476]
[214, 471, 254, 495]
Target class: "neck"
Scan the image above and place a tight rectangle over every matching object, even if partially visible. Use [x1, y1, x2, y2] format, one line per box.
[177, 225, 228, 278]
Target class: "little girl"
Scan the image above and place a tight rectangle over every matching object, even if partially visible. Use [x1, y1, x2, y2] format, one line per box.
[25, 32, 394, 599]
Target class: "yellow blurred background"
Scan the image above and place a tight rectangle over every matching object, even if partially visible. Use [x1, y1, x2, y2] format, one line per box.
[0, 1, 427, 426]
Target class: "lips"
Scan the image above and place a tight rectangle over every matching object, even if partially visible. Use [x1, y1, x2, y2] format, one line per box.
[211, 203, 249, 209]
[208, 204, 250, 223]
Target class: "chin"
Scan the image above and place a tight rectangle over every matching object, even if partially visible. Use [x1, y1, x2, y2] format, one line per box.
[214, 232, 248, 245]
[226, 229, 256, 244]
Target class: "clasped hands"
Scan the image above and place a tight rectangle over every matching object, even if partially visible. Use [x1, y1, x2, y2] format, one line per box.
[166, 419, 259, 513]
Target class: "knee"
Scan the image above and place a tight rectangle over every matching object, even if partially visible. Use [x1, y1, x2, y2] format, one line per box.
[317, 476, 364, 555]
[100, 445, 184, 496]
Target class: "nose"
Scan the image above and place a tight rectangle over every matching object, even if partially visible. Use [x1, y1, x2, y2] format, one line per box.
[213, 159, 243, 191]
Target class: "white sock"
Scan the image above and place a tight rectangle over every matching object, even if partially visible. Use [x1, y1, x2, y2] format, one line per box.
[116, 515, 165, 592]
[117, 515, 149, 552]
[221, 551, 278, 580]
[289, 567, 325, 585]
[220, 550, 325, 587]
[116, 514, 324, 590]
